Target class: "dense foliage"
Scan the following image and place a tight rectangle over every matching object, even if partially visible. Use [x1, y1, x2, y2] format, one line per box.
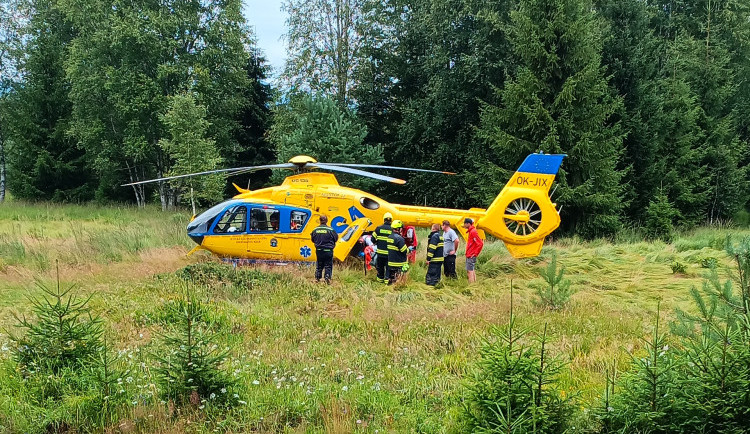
[1, 0, 271, 207]
[1, 0, 749, 232]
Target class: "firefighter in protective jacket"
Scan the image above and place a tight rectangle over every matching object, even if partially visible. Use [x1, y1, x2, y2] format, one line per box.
[425, 224, 444, 286]
[372, 212, 394, 283]
[387, 220, 409, 285]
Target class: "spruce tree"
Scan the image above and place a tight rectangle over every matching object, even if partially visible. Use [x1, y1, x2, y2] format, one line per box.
[596, 0, 707, 226]
[226, 51, 275, 193]
[477, 0, 625, 238]
[5, 0, 94, 201]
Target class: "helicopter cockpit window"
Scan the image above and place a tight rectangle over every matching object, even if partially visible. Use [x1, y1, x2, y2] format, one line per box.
[290, 210, 308, 232]
[251, 208, 280, 232]
[213, 206, 248, 234]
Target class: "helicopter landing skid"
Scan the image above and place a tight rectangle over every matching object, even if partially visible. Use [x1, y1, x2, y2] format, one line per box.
[220, 258, 312, 267]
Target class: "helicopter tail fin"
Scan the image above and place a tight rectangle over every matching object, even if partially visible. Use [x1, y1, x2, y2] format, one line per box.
[476, 153, 565, 258]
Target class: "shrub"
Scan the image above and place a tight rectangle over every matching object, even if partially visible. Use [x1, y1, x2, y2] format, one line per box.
[670, 261, 687, 274]
[461, 289, 573, 433]
[533, 253, 575, 310]
[154, 285, 236, 406]
[699, 256, 718, 269]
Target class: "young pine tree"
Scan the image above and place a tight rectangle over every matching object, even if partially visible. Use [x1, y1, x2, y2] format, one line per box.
[477, 0, 625, 238]
[644, 191, 678, 242]
[670, 237, 750, 432]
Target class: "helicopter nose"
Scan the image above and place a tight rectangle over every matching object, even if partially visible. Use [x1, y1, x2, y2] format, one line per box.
[186, 221, 205, 245]
[188, 232, 204, 246]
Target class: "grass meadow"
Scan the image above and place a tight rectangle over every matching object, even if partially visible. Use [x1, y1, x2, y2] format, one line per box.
[0, 200, 747, 432]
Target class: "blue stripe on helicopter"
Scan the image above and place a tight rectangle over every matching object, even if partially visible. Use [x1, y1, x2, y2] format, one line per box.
[517, 154, 565, 175]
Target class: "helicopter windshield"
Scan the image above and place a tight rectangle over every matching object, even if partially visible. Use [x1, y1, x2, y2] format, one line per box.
[187, 200, 234, 235]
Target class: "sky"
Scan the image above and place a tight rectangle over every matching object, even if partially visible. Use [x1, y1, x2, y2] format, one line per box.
[244, 0, 288, 77]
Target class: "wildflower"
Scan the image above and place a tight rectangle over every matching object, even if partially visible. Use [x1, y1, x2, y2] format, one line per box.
[342, 385, 348, 391]
[233, 394, 239, 398]
[210, 393, 216, 400]
[221, 388, 227, 394]
[356, 419, 362, 424]
[238, 400, 247, 405]
[356, 374, 364, 380]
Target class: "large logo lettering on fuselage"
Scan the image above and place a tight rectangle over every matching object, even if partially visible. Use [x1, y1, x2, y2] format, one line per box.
[331, 206, 366, 233]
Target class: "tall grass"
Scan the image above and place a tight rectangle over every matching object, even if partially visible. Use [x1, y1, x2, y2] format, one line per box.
[2, 202, 750, 431]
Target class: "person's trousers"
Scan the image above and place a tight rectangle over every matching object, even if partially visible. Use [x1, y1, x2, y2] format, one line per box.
[425, 261, 442, 286]
[376, 255, 388, 283]
[315, 249, 333, 283]
[443, 254, 457, 278]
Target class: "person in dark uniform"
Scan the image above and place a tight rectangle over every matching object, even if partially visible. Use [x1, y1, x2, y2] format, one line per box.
[425, 223, 444, 286]
[387, 220, 409, 285]
[372, 212, 394, 283]
[311, 215, 338, 284]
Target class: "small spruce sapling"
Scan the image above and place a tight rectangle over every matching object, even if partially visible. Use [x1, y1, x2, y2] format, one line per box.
[155, 285, 235, 406]
[462, 281, 573, 433]
[533, 253, 575, 310]
[606, 302, 678, 432]
[10, 264, 102, 375]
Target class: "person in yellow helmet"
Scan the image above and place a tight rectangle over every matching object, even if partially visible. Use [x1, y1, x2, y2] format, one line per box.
[387, 220, 409, 284]
[372, 212, 394, 283]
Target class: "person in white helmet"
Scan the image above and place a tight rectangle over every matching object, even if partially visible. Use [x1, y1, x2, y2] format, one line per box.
[372, 212, 394, 283]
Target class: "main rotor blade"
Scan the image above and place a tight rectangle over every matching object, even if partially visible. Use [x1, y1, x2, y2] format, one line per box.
[121, 163, 297, 186]
[311, 163, 406, 184]
[327, 163, 456, 175]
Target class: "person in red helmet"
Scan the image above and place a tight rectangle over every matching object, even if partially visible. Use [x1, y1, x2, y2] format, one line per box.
[463, 217, 484, 283]
[401, 223, 418, 264]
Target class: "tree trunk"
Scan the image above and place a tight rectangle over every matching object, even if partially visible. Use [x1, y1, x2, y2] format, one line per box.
[158, 178, 167, 211]
[125, 160, 145, 207]
[190, 187, 196, 216]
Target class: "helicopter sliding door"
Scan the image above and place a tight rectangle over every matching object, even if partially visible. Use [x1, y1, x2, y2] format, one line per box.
[247, 206, 282, 257]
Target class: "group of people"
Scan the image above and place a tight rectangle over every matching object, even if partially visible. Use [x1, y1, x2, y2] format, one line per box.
[310, 212, 485, 286]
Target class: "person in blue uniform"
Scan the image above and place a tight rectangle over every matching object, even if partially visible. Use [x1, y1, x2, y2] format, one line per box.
[311, 215, 338, 284]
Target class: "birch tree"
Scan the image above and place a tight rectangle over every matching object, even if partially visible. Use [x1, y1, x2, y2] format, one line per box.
[281, 0, 363, 107]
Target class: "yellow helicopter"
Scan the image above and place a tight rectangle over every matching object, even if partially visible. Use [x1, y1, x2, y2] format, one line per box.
[125, 153, 565, 263]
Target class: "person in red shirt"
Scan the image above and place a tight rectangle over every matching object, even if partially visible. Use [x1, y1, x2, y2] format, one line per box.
[401, 224, 418, 264]
[463, 217, 484, 283]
